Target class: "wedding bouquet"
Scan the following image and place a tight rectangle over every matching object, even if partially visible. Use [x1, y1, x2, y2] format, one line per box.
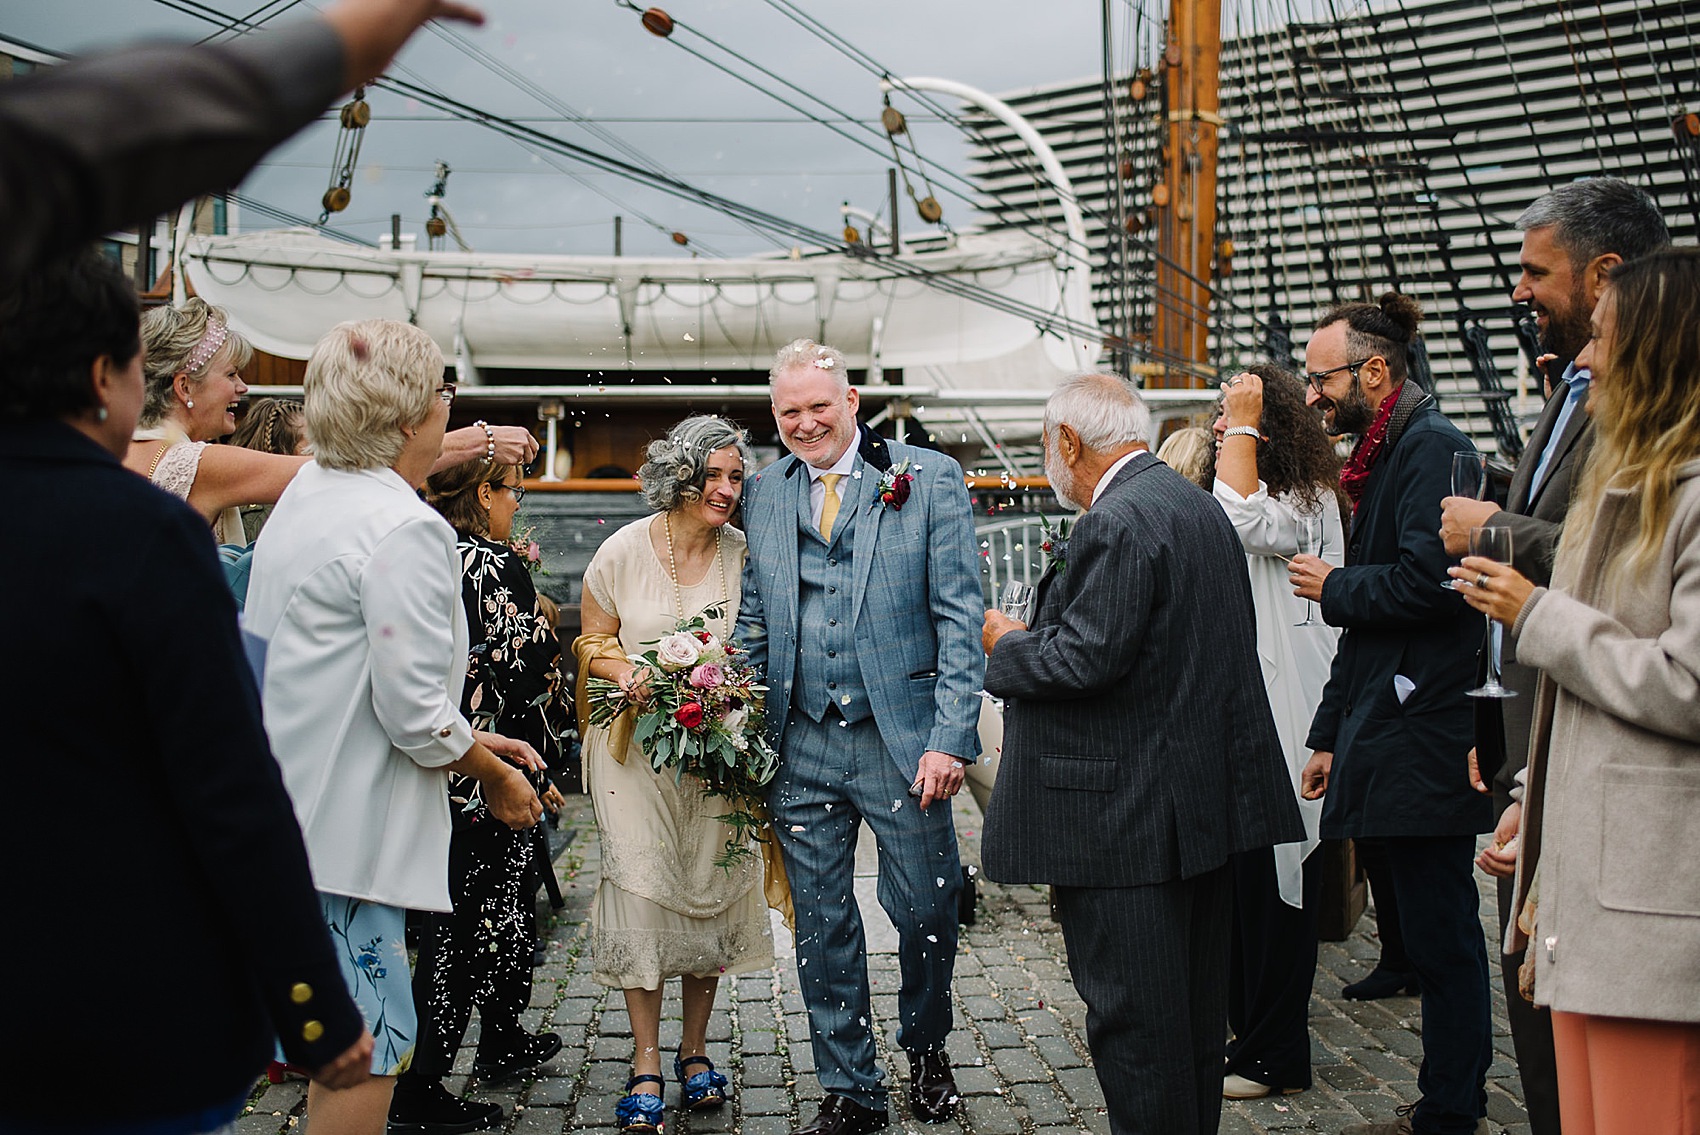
[585, 605, 779, 868]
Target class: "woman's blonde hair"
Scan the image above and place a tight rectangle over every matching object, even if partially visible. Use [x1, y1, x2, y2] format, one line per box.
[1156, 425, 1213, 490]
[1568, 247, 1700, 582]
[304, 320, 441, 471]
[138, 298, 252, 426]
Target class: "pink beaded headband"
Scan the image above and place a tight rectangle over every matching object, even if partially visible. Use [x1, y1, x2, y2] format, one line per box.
[182, 319, 230, 377]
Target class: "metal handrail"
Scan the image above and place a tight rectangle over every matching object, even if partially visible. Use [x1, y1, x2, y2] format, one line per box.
[976, 513, 1071, 604]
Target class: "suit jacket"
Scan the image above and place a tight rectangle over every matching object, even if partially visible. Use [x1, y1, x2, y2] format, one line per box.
[0, 20, 343, 288]
[1307, 400, 1493, 839]
[1477, 373, 1595, 791]
[981, 453, 1304, 888]
[0, 422, 361, 1125]
[736, 425, 984, 774]
[1507, 459, 1700, 1023]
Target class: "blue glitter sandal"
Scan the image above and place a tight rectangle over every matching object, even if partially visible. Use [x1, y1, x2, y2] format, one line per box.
[674, 1054, 729, 1111]
[616, 1074, 666, 1133]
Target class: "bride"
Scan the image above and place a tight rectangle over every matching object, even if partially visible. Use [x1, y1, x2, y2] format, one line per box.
[573, 414, 776, 1133]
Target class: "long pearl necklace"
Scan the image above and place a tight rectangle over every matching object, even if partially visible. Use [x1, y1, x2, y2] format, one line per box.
[664, 512, 728, 627]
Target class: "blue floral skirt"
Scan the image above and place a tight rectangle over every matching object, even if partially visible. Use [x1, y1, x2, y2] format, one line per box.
[319, 893, 415, 1075]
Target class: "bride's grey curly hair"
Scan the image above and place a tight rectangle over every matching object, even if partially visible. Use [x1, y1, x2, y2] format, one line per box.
[637, 415, 752, 513]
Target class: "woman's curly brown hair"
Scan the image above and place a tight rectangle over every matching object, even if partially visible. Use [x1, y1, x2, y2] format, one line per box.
[1208, 364, 1346, 515]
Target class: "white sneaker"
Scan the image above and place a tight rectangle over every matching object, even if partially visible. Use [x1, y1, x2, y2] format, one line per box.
[1222, 1072, 1276, 1099]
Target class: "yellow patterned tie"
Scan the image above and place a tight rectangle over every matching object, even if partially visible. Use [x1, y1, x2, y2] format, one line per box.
[818, 473, 843, 540]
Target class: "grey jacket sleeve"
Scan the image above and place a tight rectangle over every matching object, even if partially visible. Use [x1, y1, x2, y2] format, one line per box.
[1490, 508, 1563, 588]
[0, 19, 345, 287]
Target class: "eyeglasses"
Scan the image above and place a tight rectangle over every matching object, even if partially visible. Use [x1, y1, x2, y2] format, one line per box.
[500, 482, 526, 502]
[436, 382, 457, 406]
[1304, 358, 1373, 394]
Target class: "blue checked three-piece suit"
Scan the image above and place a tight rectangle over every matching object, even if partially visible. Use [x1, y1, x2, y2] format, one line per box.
[736, 425, 984, 1110]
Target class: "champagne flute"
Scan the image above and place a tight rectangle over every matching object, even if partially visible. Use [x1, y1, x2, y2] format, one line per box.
[1295, 508, 1323, 627]
[1443, 451, 1489, 590]
[1451, 451, 1487, 500]
[1465, 525, 1518, 699]
[999, 581, 1036, 624]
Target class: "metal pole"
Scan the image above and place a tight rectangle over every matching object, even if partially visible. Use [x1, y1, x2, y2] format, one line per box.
[390, 213, 402, 250]
[614, 215, 623, 257]
[888, 168, 900, 254]
[135, 218, 153, 291]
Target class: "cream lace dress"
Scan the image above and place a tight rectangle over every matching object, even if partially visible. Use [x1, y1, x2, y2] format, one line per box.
[137, 428, 246, 545]
[581, 517, 774, 990]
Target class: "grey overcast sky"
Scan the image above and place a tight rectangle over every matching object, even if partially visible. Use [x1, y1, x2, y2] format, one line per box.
[2, 0, 1205, 257]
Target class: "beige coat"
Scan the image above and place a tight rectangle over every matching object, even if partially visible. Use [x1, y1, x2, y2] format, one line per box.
[1507, 459, 1700, 1023]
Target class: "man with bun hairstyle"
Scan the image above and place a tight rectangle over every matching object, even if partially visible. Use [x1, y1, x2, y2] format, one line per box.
[1289, 294, 1494, 1135]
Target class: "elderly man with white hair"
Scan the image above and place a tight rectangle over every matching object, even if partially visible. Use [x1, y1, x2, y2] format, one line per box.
[981, 373, 1302, 1135]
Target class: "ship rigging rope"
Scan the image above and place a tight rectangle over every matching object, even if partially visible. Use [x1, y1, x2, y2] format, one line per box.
[420, 21, 745, 255]
[613, 0, 1106, 267]
[195, 0, 304, 44]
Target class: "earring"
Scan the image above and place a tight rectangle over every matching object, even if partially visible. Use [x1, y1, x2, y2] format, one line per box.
[96, 406, 109, 423]
[186, 399, 195, 408]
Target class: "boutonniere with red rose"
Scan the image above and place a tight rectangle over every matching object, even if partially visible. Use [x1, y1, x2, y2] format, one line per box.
[874, 461, 914, 512]
[1040, 515, 1072, 572]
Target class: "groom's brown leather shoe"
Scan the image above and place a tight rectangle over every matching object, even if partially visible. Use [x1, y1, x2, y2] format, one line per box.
[792, 1094, 889, 1135]
[907, 1050, 959, 1123]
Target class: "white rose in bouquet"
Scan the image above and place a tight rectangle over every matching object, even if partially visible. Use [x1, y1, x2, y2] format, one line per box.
[656, 632, 702, 672]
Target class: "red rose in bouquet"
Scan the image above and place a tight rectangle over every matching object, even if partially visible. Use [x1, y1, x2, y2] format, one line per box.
[675, 701, 705, 729]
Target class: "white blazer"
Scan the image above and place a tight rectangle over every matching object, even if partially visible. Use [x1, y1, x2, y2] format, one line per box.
[1213, 478, 1344, 908]
[245, 462, 474, 912]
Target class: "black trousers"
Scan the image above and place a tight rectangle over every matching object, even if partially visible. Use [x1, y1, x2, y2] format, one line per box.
[1055, 863, 1232, 1135]
[1376, 836, 1493, 1135]
[1356, 839, 1413, 975]
[405, 818, 537, 1081]
[1494, 790, 1563, 1135]
[1224, 846, 1321, 1090]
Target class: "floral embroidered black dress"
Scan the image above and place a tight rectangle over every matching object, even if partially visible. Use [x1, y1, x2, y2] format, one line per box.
[404, 534, 570, 1082]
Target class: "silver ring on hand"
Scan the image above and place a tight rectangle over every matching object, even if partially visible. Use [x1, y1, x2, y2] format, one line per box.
[1476, 573, 1490, 589]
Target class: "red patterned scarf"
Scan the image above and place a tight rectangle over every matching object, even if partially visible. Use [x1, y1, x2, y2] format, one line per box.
[1338, 382, 1406, 512]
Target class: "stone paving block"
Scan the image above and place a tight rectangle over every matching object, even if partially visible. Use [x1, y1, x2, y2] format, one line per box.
[1030, 1033, 1085, 1069]
[943, 1030, 981, 1065]
[739, 1087, 793, 1116]
[235, 1117, 285, 1135]
[1056, 1066, 1106, 1109]
[1350, 1049, 1416, 1084]
[525, 1075, 577, 1106]
[1012, 1083, 1076, 1125]
[951, 1064, 1001, 1096]
[1370, 1027, 1426, 1060]
[255, 1081, 306, 1112]
[510, 1105, 566, 1135]
[1015, 1008, 1064, 1036]
[584, 1061, 631, 1095]
[961, 1096, 1024, 1135]
[740, 1028, 780, 1055]
[988, 1047, 1048, 1083]
[739, 1054, 787, 1087]
[976, 1021, 1024, 1049]
[1485, 1089, 1530, 1125]
[734, 1117, 791, 1135]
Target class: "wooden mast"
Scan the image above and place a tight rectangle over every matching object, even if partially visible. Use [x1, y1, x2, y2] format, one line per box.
[1151, 0, 1223, 385]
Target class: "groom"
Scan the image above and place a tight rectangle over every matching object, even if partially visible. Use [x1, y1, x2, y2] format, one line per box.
[737, 338, 985, 1135]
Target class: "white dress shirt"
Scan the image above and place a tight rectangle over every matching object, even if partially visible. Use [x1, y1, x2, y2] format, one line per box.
[806, 442, 860, 530]
[1090, 449, 1143, 506]
[245, 462, 474, 912]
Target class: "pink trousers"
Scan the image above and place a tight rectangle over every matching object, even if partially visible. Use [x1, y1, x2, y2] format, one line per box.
[1552, 1010, 1700, 1135]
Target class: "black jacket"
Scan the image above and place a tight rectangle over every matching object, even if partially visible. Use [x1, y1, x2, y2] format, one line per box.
[1307, 399, 1494, 839]
[984, 452, 1304, 887]
[0, 422, 362, 1125]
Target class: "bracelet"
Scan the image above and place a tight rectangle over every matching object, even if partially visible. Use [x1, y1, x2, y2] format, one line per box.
[473, 419, 496, 461]
[1221, 426, 1265, 442]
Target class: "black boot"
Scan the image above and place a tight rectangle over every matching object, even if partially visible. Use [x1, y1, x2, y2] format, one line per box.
[388, 1077, 503, 1135]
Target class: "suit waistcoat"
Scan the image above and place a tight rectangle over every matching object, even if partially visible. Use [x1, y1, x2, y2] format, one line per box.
[793, 497, 872, 723]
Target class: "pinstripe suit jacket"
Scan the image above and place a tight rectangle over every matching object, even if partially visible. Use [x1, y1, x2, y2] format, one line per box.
[982, 452, 1304, 887]
[736, 426, 985, 775]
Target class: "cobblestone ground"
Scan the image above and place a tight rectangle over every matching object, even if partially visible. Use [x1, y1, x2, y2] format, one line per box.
[241, 796, 1529, 1135]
